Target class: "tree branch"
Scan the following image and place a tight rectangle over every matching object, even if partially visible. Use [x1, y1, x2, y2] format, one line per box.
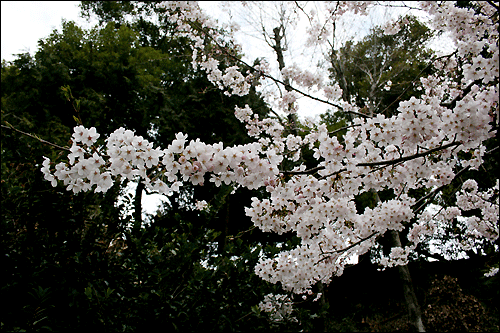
[412, 166, 470, 215]
[356, 141, 461, 167]
[281, 141, 462, 176]
[379, 51, 457, 116]
[189, 21, 371, 119]
[2, 123, 71, 152]
[440, 78, 483, 109]
[280, 165, 325, 176]
[316, 232, 379, 265]
[485, 0, 499, 11]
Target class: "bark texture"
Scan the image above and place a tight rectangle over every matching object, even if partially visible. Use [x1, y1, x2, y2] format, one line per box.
[388, 230, 426, 332]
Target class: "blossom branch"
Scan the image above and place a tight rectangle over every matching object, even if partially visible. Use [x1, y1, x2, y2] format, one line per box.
[356, 141, 461, 167]
[379, 51, 458, 115]
[189, 20, 371, 119]
[282, 141, 461, 176]
[440, 78, 483, 109]
[315, 232, 379, 265]
[412, 166, 470, 215]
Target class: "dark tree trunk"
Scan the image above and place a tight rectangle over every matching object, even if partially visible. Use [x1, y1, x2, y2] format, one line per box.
[372, 189, 425, 332]
[317, 281, 330, 332]
[388, 230, 425, 332]
[217, 195, 231, 255]
[272, 25, 298, 136]
[132, 178, 145, 237]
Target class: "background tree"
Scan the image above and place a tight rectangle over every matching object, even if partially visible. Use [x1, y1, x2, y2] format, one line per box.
[328, 15, 435, 118]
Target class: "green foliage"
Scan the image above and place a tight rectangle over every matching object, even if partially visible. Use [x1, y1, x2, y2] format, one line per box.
[80, 1, 162, 26]
[328, 15, 435, 118]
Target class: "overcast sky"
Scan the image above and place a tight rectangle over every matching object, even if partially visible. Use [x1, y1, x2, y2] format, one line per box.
[0, 1, 227, 62]
[1, 1, 95, 62]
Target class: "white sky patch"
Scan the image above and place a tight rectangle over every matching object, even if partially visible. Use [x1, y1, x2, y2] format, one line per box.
[117, 180, 170, 225]
[1, 1, 98, 62]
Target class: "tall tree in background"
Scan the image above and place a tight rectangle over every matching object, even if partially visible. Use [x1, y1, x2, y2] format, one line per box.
[328, 15, 435, 118]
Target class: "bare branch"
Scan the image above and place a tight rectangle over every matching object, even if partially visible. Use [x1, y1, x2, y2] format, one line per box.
[2, 123, 71, 152]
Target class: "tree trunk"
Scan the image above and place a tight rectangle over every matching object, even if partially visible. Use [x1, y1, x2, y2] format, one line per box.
[372, 189, 425, 332]
[272, 25, 298, 136]
[132, 178, 145, 236]
[317, 281, 330, 332]
[217, 195, 231, 255]
[388, 230, 425, 332]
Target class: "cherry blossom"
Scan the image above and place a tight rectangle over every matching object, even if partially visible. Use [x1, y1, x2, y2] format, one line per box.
[41, 1, 498, 302]
[258, 293, 295, 322]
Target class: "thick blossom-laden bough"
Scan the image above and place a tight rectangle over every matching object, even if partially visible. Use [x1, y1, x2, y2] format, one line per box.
[42, 1, 498, 298]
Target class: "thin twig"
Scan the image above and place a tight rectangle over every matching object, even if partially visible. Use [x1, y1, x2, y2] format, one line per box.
[411, 166, 470, 215]
[2, 123, 70, 152]
[356, 141, 461, 167]
[280, 165, 325, 176]
[228, 226, 256, 240]
[315, 232, 379, 265]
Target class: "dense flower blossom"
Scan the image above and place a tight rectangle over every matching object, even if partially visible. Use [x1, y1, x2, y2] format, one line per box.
[258, 293, 295, 322]
[41, 1, 498, 304]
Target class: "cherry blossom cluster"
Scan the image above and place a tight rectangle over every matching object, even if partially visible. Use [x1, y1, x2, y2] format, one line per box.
[160, 132, 281, 190]
[41, 124, 284, 196]
[179, 1, 497, 292]
[456, 179, 499, 242]
[41, 125, 113, 194]
[392, 178, 499, 266]
[258, 293, 295, 323]
[249, 180, 416, 291]
[158, 1, 253, 97]
[421, 1, 499, 88]
[279, 64, 344, 113]
[41, 1, 499, 297]
[484, 267, 499, 277]
[303, 1, 375, 48]
[194, 199, 210, 211]
[234, 105, 285, 140]
[281, 64, 324, 91]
